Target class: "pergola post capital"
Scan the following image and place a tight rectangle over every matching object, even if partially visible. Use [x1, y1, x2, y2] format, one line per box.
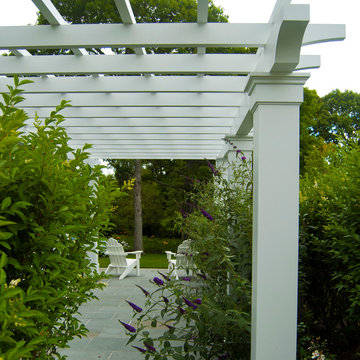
[245, 72, 310, 112]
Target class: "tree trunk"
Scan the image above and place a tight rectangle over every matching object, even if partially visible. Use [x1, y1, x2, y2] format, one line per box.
[133, 159, 143, 250]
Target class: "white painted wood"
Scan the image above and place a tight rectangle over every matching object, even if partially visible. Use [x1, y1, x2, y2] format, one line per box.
[31, 0, 88, 56]
[31, 0, 67, 25]
[114, 0, 135, 24]
[0, 23, 271, 49]
[26, 126, 231, 134]
[10, 49, 32, 56]
[114, 0, 146, 55]
[19, 92, 243, 107]
[87, 153, 217, 160]
[197, 0, 209, 24]
[67, 135, 222, 143]
[20, 106, 238, 118]
[0, 54, 256, 75]
[296, 55, 320, 70]
[3, 23, 343, 52]
[247, 75, 308, 360]
[255, 2, 311, 73]
[69, 139, 222, 145]
[81, 144, 223, 150]
[303, 24, 346, 45]
[56, 118, 234, 127]
[197, 0, 208, 56]
[252, 104, 299, 360]
[0, 76, 247, 93]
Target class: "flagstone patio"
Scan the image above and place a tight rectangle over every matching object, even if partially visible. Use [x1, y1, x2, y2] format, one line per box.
[59, 269, 165, 360]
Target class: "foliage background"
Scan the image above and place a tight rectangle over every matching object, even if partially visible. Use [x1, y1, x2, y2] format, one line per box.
[298, 88, 360, 359]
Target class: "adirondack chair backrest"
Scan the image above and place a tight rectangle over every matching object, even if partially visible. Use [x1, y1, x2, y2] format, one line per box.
[106, 238, 128, 267]
[176, 240, 192, 267]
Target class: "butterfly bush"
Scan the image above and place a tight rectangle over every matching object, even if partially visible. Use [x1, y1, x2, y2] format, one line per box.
[124, 157, 253, 359]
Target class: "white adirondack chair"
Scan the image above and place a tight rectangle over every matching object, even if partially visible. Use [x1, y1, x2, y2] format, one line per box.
[104, 238, 143, 280]
[165, 240, 194, 280]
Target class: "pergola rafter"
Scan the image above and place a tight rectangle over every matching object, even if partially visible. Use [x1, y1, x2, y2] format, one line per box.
[0, 0, 345, 358]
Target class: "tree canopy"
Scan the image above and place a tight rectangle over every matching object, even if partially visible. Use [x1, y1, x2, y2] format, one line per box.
[300, 88, 360, 173]
[37, 0, 228, 25]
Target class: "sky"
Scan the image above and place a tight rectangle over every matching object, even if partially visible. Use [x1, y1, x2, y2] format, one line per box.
[0, 0, 359, 96]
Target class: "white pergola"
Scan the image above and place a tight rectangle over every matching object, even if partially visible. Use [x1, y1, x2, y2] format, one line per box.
[0, 0, 345, 359]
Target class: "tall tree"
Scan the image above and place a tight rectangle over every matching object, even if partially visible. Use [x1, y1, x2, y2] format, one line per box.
[299, 88, 327, 172]
[133, 159, 143, 250]
[300, 88, 360, 173]
[322, 89, 360, 143]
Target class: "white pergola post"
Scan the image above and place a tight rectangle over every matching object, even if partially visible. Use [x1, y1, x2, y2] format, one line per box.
[85, 158, 101, 275]
[247, 74, 308, 360]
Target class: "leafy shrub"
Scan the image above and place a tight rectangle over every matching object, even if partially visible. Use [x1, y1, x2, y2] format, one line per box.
[298, 137, 360, 359]
[123, 157, 253, 359]
[0, 77, 120, 359]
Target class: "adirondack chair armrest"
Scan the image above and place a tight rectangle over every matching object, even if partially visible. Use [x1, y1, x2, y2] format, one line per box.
[125, 250, 143, 260]
[165, 251, 176, 261]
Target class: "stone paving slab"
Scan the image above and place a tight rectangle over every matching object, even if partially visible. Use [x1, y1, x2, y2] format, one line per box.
[59, 269, 164, 360]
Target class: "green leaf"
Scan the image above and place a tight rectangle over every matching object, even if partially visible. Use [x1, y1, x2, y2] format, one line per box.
[3, 287, 22, 299]
[18, 78, 33, 87]
[0, 241, 11, 249]
[0, 253, 7, 267]
[0, 231, 13, 240]
[0, 268, 7, 284]
[0, 220, 16, 227]
[1, 197, 11, 211]
[13, 74, 19, 87]
[172, 354, 185, 360]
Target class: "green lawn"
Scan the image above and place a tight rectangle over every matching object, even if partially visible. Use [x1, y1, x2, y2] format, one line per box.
[99, 253, 168, 269]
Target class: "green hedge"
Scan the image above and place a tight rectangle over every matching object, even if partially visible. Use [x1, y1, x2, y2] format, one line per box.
[0, 77, 120, 359]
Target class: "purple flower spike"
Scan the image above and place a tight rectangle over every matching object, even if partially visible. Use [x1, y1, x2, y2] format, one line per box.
[153, 277, 164, 286]
[178, 306, 186, 314]
[183, 297, 198, 310]
[158, 271, 170, 281]
[198, 273, 207, 280]
[132, 346, 146, 353]
[136, 285, 150, 297]
[193, 298, 202, 305]
[200, 209, 214, 221]
[236, 149, 241, 153]
[163, 296, 169, 303]
[180, 208, 188, 218]
[206, 159, 219, 176]
[126, 300, 143, 313]
[120, 321, 136, 333]
[182, 277, 191, 281]
[233, 146, 237, 149]
[241, 156, 247, 161]
[144, 342, 156, 353]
